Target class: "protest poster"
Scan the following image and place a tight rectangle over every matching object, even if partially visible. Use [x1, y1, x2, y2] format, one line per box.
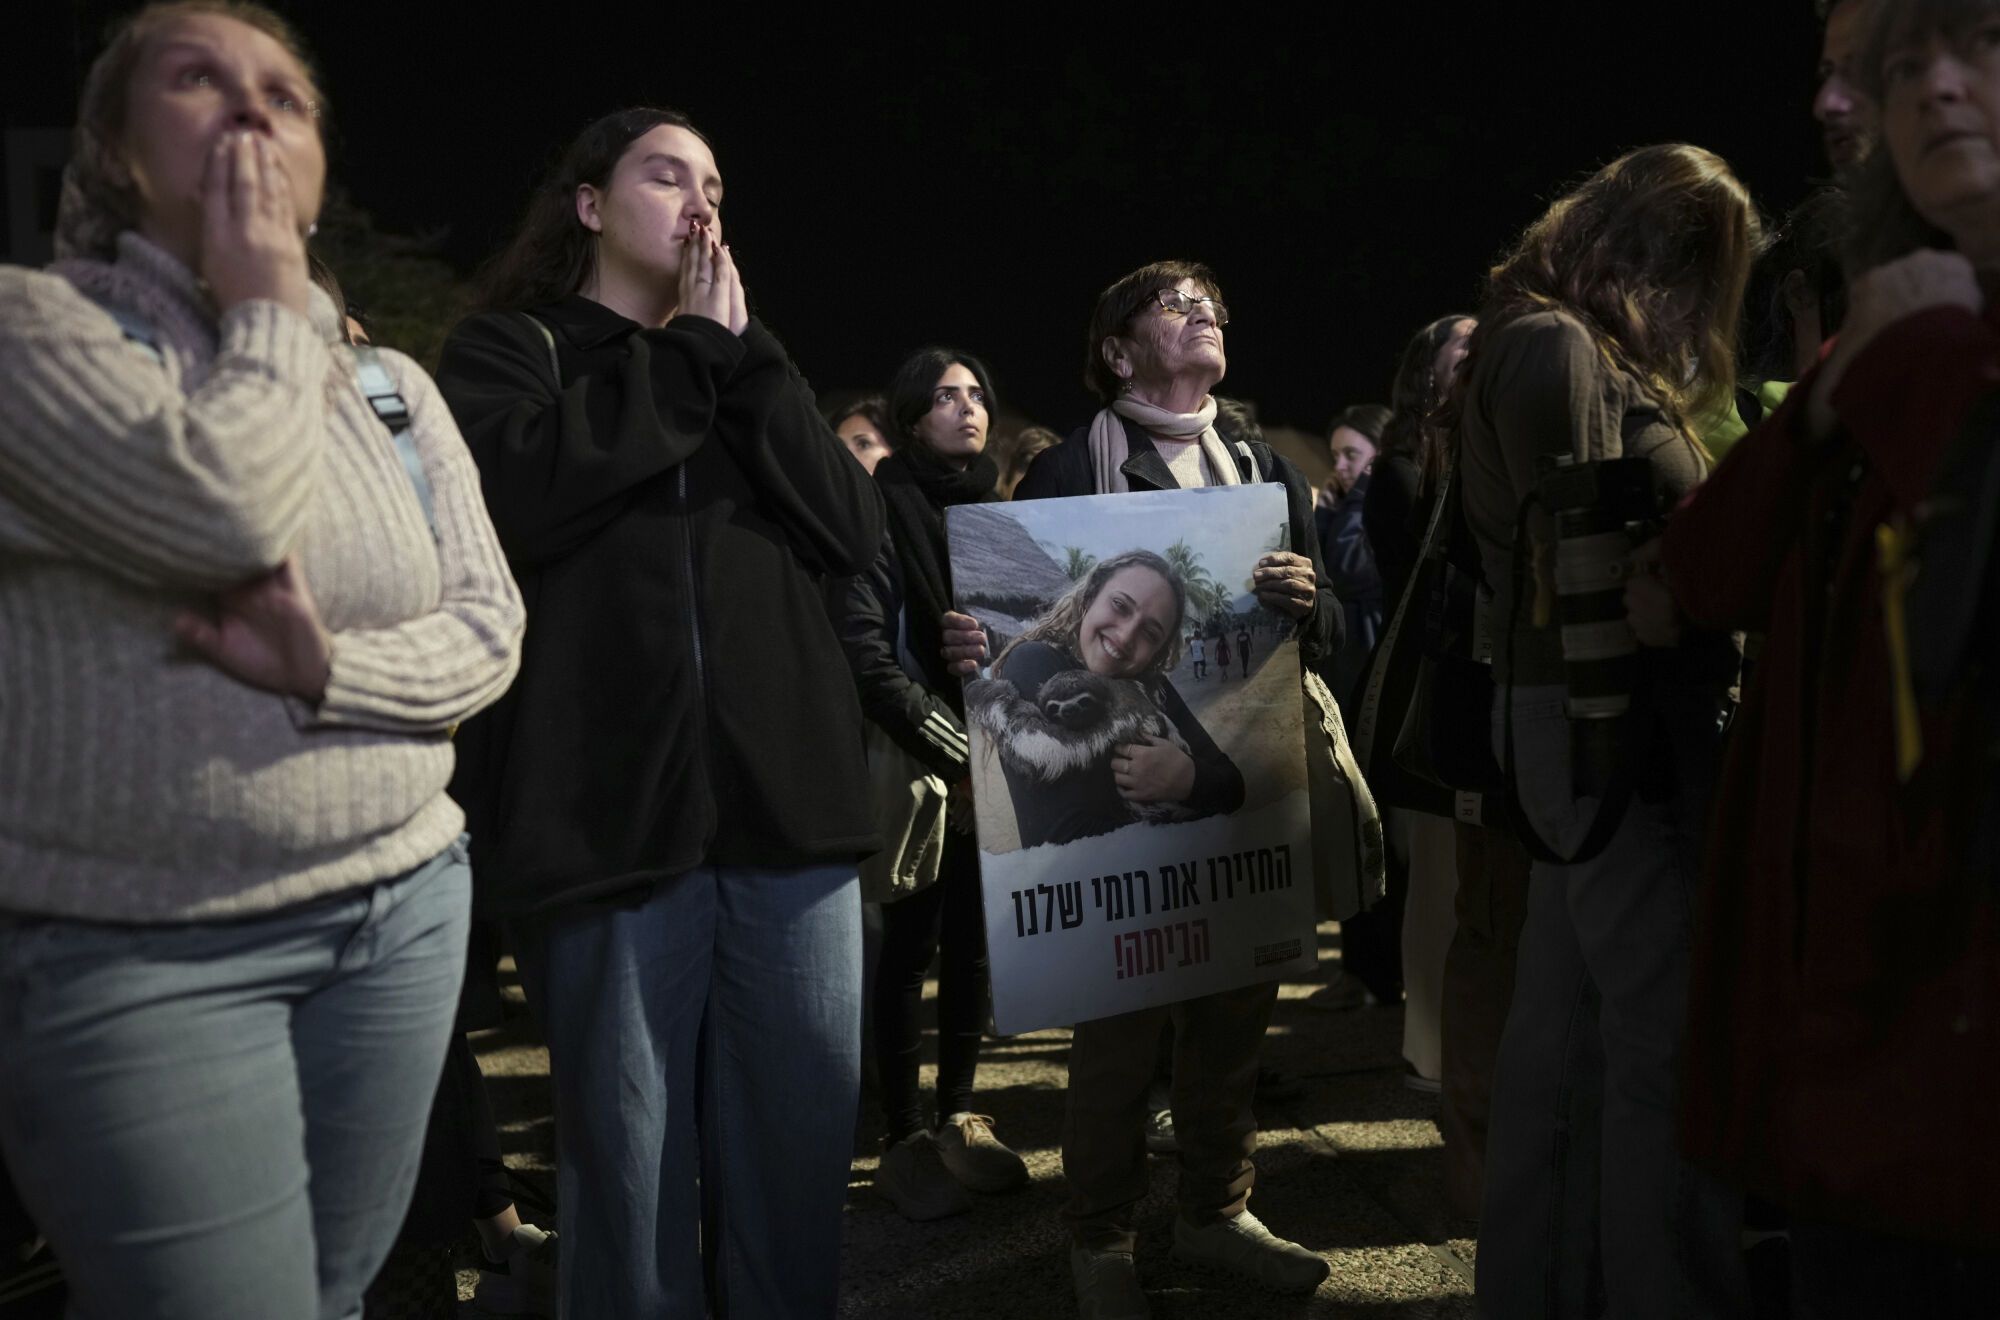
[946, 484, 1316, 1035]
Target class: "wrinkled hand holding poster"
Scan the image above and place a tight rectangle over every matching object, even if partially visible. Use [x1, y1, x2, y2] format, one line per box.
[947, 485, 1316, 1034]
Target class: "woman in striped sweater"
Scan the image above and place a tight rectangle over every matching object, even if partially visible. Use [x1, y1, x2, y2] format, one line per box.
[0, 5, 523, 1317]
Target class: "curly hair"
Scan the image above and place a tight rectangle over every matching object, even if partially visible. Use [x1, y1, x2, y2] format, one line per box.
[997, 549, 1187, 680]
[57, 1, 325, 262]
[1457, 144, 1764, 453]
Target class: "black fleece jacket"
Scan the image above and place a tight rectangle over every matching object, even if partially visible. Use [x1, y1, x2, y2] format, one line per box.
[1013, 416, 1344, 665]
[435, 297, 885, 913]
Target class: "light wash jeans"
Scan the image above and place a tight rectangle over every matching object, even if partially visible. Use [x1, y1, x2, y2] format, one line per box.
[515, 862, 863, 1319]
[0, 840, 471, 1320]
[1475, 687, 1746, 1320]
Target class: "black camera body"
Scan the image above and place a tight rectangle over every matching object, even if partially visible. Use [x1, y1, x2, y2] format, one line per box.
[1535, 454, 1669, 795]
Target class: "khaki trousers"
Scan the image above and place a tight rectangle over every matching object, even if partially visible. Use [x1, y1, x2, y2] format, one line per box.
[1061, 980, 1279, 1251]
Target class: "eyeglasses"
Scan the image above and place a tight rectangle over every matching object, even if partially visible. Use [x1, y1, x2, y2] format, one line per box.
[1154, 289, 1230, 327]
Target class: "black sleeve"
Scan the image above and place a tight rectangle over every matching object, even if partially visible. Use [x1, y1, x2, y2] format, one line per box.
[1322, 499, 1383, 608]
[827, 543, 970, 780]
[433, 310, 746, 573]
[1268, 451, 1344, 665]
[711, 320, 885, 576]
[1363, 456, 1422, 609]
[1157, 679, 1246, 815]
[1011, 440, 1070, 502]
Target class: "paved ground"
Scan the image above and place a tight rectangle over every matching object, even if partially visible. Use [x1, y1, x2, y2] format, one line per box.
[469, 923, 1478, 1319]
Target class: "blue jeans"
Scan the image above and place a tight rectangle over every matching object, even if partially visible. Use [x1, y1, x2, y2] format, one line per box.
[1476, 688, 1745, 1320]
[0, 842, 471, 1320]
[515, 863, 862, 1319]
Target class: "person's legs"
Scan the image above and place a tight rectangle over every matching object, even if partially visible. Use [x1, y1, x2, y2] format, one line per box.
[0, 849, 466, 1320]
[514, 869, 717, 1320]
[1063, 1004, 1173, 1252]
[1475, 692, 1604, 1320]
[873, 877, 947, 1142]
[1439, 821, 1531, 1220]
[1166, 981, 1278, 1227]
[0, 915, 323, 1319]
[1567, 784, 1745, 1319]
[295, 847, 470, 1320]
[931, 832, 990, 1120]
[703, 862, 861, 1318]
[1400, 812, 1458, 1084]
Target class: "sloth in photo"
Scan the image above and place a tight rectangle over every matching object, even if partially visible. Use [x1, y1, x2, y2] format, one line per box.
[972, 549, 1243, 847]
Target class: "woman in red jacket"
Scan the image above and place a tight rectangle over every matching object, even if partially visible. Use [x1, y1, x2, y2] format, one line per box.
[1652, 5, 2000, 1314]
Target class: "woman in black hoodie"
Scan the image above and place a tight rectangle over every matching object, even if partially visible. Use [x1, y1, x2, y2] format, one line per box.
[833, 347, 1030, 1222]
[433, 107, 884, 1319]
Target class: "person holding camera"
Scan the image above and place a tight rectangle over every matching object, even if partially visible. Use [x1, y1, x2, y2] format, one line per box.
[1652, 6, 2000, 1312]
[1455, 143, 1761, 1319]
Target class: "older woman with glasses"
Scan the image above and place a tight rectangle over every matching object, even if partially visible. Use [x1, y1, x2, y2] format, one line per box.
[947, 260, 1339, 1320]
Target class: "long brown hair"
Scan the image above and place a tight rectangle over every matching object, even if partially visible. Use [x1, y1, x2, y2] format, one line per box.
[57, 0, 325, 261]
[1382, 313, 1474, 487]
[1459, 143, 1764, 452]
[474, 107, 707, 311]
[996, 549, 1187, 679]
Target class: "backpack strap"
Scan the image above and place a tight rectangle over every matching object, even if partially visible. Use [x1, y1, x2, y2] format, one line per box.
[348, 345, 437, 542]
[101, 304, 166, 365]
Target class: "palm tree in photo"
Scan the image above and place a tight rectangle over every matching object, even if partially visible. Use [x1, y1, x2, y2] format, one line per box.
[1163, 539, 1236, 632]
[1062, 546, 1098, 581]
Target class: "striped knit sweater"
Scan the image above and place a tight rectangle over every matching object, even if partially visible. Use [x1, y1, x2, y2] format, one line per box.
[0, 234, 524, 921]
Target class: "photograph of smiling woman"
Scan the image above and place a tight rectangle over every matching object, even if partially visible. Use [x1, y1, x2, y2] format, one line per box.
[980, 548, 1245, 851]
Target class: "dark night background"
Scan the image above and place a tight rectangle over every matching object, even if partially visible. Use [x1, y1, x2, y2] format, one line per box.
[6, 2, 1827, 445]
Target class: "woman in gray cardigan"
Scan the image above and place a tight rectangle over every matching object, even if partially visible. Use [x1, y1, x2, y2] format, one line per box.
[0, 6, 523, 1317]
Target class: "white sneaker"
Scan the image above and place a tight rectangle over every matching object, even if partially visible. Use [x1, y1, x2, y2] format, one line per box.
[875, 1130, 972, 1221]
[935, 1112, 1029, 1193]
[1172, 1210, 1328, 1293]
[1070, 1244, 1151, 1320]
[1144, 1106, 1179, 1155]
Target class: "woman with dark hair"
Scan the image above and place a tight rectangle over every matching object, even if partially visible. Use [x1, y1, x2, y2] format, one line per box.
[433, 106, 884, 1317]
[830, 346, 1029, 1222]
[829, 393, 895, 475]
[1457, 143, 1761, 1318]
[946, 260, 1338, 1318]
[0, 5, 524, 1316]
[1652, 6, 2000, 1311]
[1369, 314, 1475, 609]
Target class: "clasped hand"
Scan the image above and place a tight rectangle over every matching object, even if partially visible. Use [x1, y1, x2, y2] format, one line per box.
[175, 557, 333, 702]
[1112, 735, 1196, 804]
[677, 220, 749, 335]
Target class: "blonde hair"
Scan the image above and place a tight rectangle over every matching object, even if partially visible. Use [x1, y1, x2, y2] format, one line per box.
[997, 549, 1187, 680]
[56, 1, 324, 261]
